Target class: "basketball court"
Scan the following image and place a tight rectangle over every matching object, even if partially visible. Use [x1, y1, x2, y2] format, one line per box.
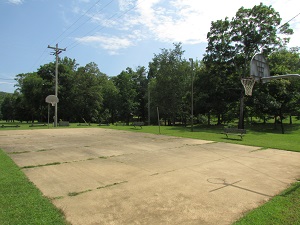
[1, 128, 300, 224]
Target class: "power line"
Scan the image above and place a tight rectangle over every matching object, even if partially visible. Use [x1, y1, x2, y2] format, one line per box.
[29, 0, 109, 72]
[66, 0, 144, 51]
[57, 0, 115, 45]
[279, 12, 300, 29]
[0, 78, 15, 80]
[30, 0, 143, 71]
[257, 11, 300, 53]
[52, 0, 104, 45]
[29, 47, 49, 72]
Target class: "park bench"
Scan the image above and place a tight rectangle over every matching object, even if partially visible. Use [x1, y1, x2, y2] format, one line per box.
[98, 123, 110, 126]
[59, 121, 69, 126]
[29, 123, 47, 127]
[132, 122, 144, 129]
[1, 124, 20, 128]
[116, 122, 127, 126]
[77, 123, 91, 126]
[222, 128, 246, 140]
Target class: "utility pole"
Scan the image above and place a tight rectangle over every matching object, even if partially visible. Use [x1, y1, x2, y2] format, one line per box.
[48, 44, 66, 127]
[148, 79, 151, 126]
[189, 58, 194, 132]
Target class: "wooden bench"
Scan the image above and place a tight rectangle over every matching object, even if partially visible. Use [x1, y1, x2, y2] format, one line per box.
[1, 124, 20, 128]
[59, 121, 70, 126]
[222, 128, 246, 140]
[77, 123, 91, 126]
[98, 123, 110, 126]
[29, 123, 47, 127]
[132, 122, 144, 129]
[115, 122, 126, 126]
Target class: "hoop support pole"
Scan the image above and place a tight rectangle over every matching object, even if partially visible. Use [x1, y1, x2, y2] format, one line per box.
[261, 74, 300, 82]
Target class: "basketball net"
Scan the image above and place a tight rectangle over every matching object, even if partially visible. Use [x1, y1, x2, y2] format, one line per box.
[241, 77, 256, 96]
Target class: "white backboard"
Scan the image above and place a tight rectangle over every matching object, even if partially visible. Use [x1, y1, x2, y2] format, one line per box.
[250, 53, 270, 82]
[45, 95, 59, 105]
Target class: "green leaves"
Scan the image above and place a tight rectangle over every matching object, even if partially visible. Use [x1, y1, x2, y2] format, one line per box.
[148, 43, 190, 123]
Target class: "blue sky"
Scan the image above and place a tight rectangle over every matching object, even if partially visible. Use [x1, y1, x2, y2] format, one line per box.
[1, 0, 299, 93]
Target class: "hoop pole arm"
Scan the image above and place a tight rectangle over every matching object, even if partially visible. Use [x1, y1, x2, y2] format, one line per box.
[261, 74, 300, 81]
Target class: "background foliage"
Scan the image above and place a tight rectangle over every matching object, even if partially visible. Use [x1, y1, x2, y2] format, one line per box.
[1, 4, 300, 130]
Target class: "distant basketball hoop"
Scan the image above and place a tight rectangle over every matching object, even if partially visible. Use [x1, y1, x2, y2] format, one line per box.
[45, 95, 59, 106]
[45, 95, 59, 128]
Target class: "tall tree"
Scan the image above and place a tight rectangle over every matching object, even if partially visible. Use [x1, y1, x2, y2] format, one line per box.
[133, 66, 148, 121]
[204, 3, 293, 128]
[203, 17, 239, 124]
[17, 72, 45, 122]
[1, 94, 15, 122]
[112, 68, 138, 124]
[101, 77, 118, 124]
[148, 43, 189, 125]
[72, 62, 103, 123]
[249, 47, 300, 128]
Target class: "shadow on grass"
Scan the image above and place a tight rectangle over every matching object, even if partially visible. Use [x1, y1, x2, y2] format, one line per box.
[220, 137, 243, 141]
[281, 182, 300, 197]
[247, 123, 300, 134]
[167, 125, 224, 134]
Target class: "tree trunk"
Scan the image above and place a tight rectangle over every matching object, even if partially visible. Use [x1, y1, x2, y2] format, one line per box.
[217, 114, 221, 125]
[290, 115, 292, 125]
[280, 110, 284, 134]
[280, 117, 284, 134]
[238, 94, 244, 129]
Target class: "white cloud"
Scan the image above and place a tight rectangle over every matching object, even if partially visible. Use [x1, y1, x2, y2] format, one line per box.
[75, 34, 135, 55]
[118, 0, 135, 11]
[133, 0, 261, 44]
[130, 0, 300, 46]
[0, 81, 16, 85]
[7, 0, 24, 4]
[75, 0, 300, 54]
[270, 0, 300, 47]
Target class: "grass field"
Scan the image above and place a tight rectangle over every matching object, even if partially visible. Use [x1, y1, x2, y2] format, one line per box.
[106, 123, 300, 152]
[0, 149, 68, 225]
[234, 180, 300, 225]
[1, 119, 300, 224]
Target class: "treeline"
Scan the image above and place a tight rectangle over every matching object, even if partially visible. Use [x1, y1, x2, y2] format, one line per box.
[1, 3, 300, 127]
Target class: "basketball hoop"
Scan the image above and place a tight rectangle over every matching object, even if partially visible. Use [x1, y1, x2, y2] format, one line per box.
[241, 77, 256, 96]
[45, 95, 59, 106]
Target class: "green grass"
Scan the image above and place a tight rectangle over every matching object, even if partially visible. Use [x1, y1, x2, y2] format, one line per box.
[234, 181, 300, 225]
[0, 149, 68, 225]
[105, 123, 300, 152]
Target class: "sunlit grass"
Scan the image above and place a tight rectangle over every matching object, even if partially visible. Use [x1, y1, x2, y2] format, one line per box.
[105, 122, 300, 152]
[234, 181, 300, 225]
[0, 149, 68, 225]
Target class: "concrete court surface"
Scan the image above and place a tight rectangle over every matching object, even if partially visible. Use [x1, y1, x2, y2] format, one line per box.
[1, 128, 300, 225]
